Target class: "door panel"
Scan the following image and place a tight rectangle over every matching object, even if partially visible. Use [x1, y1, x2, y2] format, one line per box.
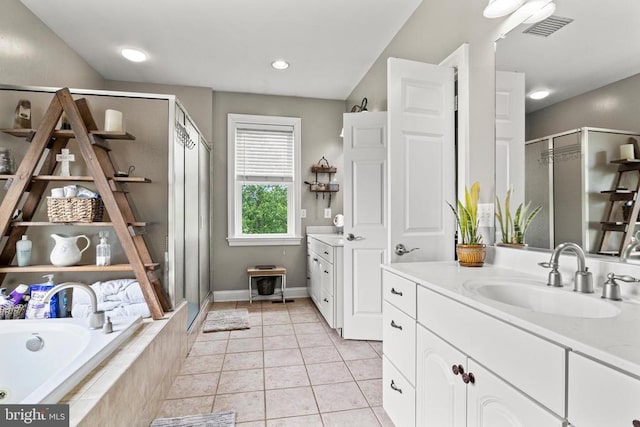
[388, 57, 455, 263]
[343, 111, 387, 340]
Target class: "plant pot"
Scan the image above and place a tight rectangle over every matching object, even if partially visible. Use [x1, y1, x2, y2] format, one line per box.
[456, 244, 486, 267]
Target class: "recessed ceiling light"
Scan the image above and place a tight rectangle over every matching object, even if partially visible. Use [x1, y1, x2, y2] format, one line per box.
[271, 60, 289, 70]
[521, 0, 556, 24]
[529, 90, 550, 100]
[121, 48, 147, 62]
[483, 0, 526, 18]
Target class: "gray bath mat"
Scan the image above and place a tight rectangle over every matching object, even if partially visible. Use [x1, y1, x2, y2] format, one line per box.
[202, 308, 250, 333]
[151, 410, 235, 426]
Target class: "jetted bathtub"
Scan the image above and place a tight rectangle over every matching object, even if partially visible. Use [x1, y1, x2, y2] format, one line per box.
[0, 316, 142, 404]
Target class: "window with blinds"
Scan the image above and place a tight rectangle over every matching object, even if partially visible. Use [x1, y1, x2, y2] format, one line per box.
[227, 114, 302, 246]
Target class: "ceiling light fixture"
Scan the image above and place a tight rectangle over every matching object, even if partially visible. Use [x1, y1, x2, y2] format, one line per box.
[529, 90, 550, 100]
[521, 0, 556, 24]
[121, 48, 147, 63]
[483, 0, 526, 18]
[271, 60, 289, 70]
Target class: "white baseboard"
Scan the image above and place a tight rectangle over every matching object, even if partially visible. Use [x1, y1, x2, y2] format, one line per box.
[212, 286, 310, 302]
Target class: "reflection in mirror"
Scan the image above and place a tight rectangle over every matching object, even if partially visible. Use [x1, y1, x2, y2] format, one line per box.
[495, 0, 640, 259]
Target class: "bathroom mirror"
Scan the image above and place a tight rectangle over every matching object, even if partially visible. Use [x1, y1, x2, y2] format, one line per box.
[495, 0, 640, 257]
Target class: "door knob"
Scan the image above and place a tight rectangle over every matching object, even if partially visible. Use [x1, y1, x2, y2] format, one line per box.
[395, 243, 419, 256]
[346, 233, 364, 241]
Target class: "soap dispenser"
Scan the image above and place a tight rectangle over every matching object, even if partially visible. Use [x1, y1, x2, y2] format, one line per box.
[96, 231, 111, 266]
[16, 235, 32, 267]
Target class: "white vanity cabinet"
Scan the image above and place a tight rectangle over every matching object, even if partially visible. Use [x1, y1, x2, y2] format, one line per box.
[568, 352, 640, 427]
[307, 235, 343, 329]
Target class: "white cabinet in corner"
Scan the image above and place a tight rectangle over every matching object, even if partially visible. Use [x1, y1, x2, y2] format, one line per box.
[307, 235, 343, 330]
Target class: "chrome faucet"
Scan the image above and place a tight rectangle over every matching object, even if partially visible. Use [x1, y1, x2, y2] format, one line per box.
[43, 283, 105, 329]
[538, 242, 594, 293]
[620, 231, 640, 262]
[601, 273, 640, 301]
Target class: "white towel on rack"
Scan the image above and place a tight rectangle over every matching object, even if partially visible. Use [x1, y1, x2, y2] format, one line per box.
[72, 301, 150, 319]
[71, 279, 146, 305]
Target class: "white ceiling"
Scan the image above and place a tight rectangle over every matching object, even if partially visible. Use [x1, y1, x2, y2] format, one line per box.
[497, 0, 640, 112]
[21, 0, 423, 100]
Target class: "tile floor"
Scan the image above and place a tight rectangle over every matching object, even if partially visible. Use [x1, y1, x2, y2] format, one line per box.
[155, 298, 395, 427]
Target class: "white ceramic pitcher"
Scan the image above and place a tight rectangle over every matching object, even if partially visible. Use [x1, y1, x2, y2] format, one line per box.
[50, 234, 90, 266]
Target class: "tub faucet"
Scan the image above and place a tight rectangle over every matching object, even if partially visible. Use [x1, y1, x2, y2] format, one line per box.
[538, 242, 594, 293]
[43, 283, 105, 329]
[620, 231, 640, 262]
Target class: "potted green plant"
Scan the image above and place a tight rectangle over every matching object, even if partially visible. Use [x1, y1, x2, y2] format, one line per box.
[495, 188, 541, 247]
[447, 181, 486, 267]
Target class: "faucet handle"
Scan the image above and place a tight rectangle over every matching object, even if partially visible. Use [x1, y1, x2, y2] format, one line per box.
[608, 272, 640, 283]
[538, 261, 556, 269]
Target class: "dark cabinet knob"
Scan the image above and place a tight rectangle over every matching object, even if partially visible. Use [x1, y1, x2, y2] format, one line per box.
[462, 372, 475, 384]
[632, 420, 640, 427]
[390, 320, 403, 330]
[452, 364, 464, 375]
[323, 298, 329, 303]
[390, 380, 403, 394]
[390, 287, 403, 296]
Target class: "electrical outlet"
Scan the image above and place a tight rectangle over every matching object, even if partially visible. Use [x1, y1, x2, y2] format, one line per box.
[324, 208, 332, 218]
[300, 209, 306, 218]
[477, 203, 494, 227]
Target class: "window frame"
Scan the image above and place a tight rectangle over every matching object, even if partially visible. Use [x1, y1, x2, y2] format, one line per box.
[227, 113, 302, 246]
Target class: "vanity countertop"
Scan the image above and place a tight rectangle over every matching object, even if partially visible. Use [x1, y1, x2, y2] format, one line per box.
[382, 261, 640, 378]
[307, 233, 345, 247]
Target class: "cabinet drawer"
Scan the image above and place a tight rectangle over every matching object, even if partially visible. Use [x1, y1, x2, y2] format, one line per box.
[320, 260, 334, 295]
[310, 238, 334, 263]
[319, 288, 335, 328]
[417, 286, 566, 416]
[383, 301, 416, 384]
[568, 352, 640, 427]
[383, 270, 416, 318]
[383, 356, 416, 427]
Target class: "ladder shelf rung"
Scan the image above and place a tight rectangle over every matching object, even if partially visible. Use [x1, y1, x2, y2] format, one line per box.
[0, 263, 159, 273]
[11, 221, 147, 227]
[0, 128, 135, 141]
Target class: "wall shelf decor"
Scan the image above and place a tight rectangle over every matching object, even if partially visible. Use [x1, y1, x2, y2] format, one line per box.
[307, 156, 339, 207]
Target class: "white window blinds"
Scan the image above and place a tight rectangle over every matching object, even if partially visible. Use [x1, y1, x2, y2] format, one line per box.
[235, 124, 295, 182]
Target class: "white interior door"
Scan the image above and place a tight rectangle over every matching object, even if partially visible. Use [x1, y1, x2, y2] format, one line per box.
[495, 70, 525, 210]
[387, 57, 455, 263]
[342, 111, 387, 340]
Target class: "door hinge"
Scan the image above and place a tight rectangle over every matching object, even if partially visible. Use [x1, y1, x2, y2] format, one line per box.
[454, 95, 458, 112]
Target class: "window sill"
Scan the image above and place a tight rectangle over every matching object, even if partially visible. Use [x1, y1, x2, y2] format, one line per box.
[227, 236, 303, 247]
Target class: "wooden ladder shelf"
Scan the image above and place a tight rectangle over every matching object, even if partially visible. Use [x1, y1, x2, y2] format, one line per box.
[597, 159, 640, 256]
[0, 88, 169, 319]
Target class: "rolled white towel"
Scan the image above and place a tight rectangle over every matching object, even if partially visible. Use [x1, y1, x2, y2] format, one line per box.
[72, 279, 145, 305]
[72, 301, 150, 319]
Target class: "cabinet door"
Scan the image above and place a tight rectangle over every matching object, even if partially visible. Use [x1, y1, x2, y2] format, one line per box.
[320, 259, 334, 296]
[568, 352, 640, 427]
[383, 356, 416, 427]
[309, 250, 321, 306]
[467, 360, 563, 427]
[416, 325, 466, 427]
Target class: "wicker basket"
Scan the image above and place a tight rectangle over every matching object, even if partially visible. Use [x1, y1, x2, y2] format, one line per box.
[47, 197, 104, 223]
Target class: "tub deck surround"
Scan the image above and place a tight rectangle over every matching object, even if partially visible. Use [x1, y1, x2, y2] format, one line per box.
[2, 315, 142, 404]
[382, 261, 640, 379]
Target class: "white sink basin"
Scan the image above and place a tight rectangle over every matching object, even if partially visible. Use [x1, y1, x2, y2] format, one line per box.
[463, 279, 620, 319]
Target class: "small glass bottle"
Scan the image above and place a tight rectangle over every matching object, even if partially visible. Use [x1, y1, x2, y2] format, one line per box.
[96, 231, 111, 266]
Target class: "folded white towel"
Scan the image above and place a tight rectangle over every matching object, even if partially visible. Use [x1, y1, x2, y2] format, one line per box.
[71, 279, 146, 305]
[72, 301, 151, 319]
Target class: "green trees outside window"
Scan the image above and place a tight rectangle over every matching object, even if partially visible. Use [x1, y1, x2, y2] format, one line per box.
[242, 184, 288, 234]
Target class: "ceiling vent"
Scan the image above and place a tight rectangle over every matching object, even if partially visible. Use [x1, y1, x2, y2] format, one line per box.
[523, 15, 573, 37]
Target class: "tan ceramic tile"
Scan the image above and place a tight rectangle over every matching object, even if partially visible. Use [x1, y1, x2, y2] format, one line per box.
[266, 414, 323, 427]
[223, 351, 264, 371]
[155, 396, 214, 418]
[226, 337, 263, 353]
[345, 358, 382, 380]
[372, 406, 395, 427]
[230, 326, 263, 339]
[264, 348, 304, 367]
[313, 382, 368, 413]
[237, 421, 266, 427]
[263, 334, 299, 350]
[321, 408, 381, 427]
[165, 372, 219, 399]
[262, 324, 295, 337]
[368, 341, 383, 356]
[217, 368, 264, 394]
[196, 330, 230, 341]
[296, 333, 333, 348]
[289, 312, 320, 323]
[264, 365, 310, 389]
[190, 340, 228, 356]
[249, 312, 263, 326]
[211, 302, 238, 310]
[293, 322, 325, 335]
[262, 311, 292, 325]
[180, 354, 225, 374]
[265, 386, 318, 419]
[262, 302, 289, 312]
[213, 391, 265, 423]
[334, 341, 378, 361]
[306, 361, 354, 385]
[358, 379, 382, 407]
[301, 346, 343, 365]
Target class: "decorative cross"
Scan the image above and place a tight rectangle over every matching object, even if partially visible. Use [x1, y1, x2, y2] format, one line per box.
[56, 148, 75, 177]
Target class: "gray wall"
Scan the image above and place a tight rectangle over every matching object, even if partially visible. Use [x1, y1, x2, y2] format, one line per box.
[346, 0, 503, 204]
[0, 0, 104, 89]
[527, 73, 640, 140]
[212, 91, 346, 293]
